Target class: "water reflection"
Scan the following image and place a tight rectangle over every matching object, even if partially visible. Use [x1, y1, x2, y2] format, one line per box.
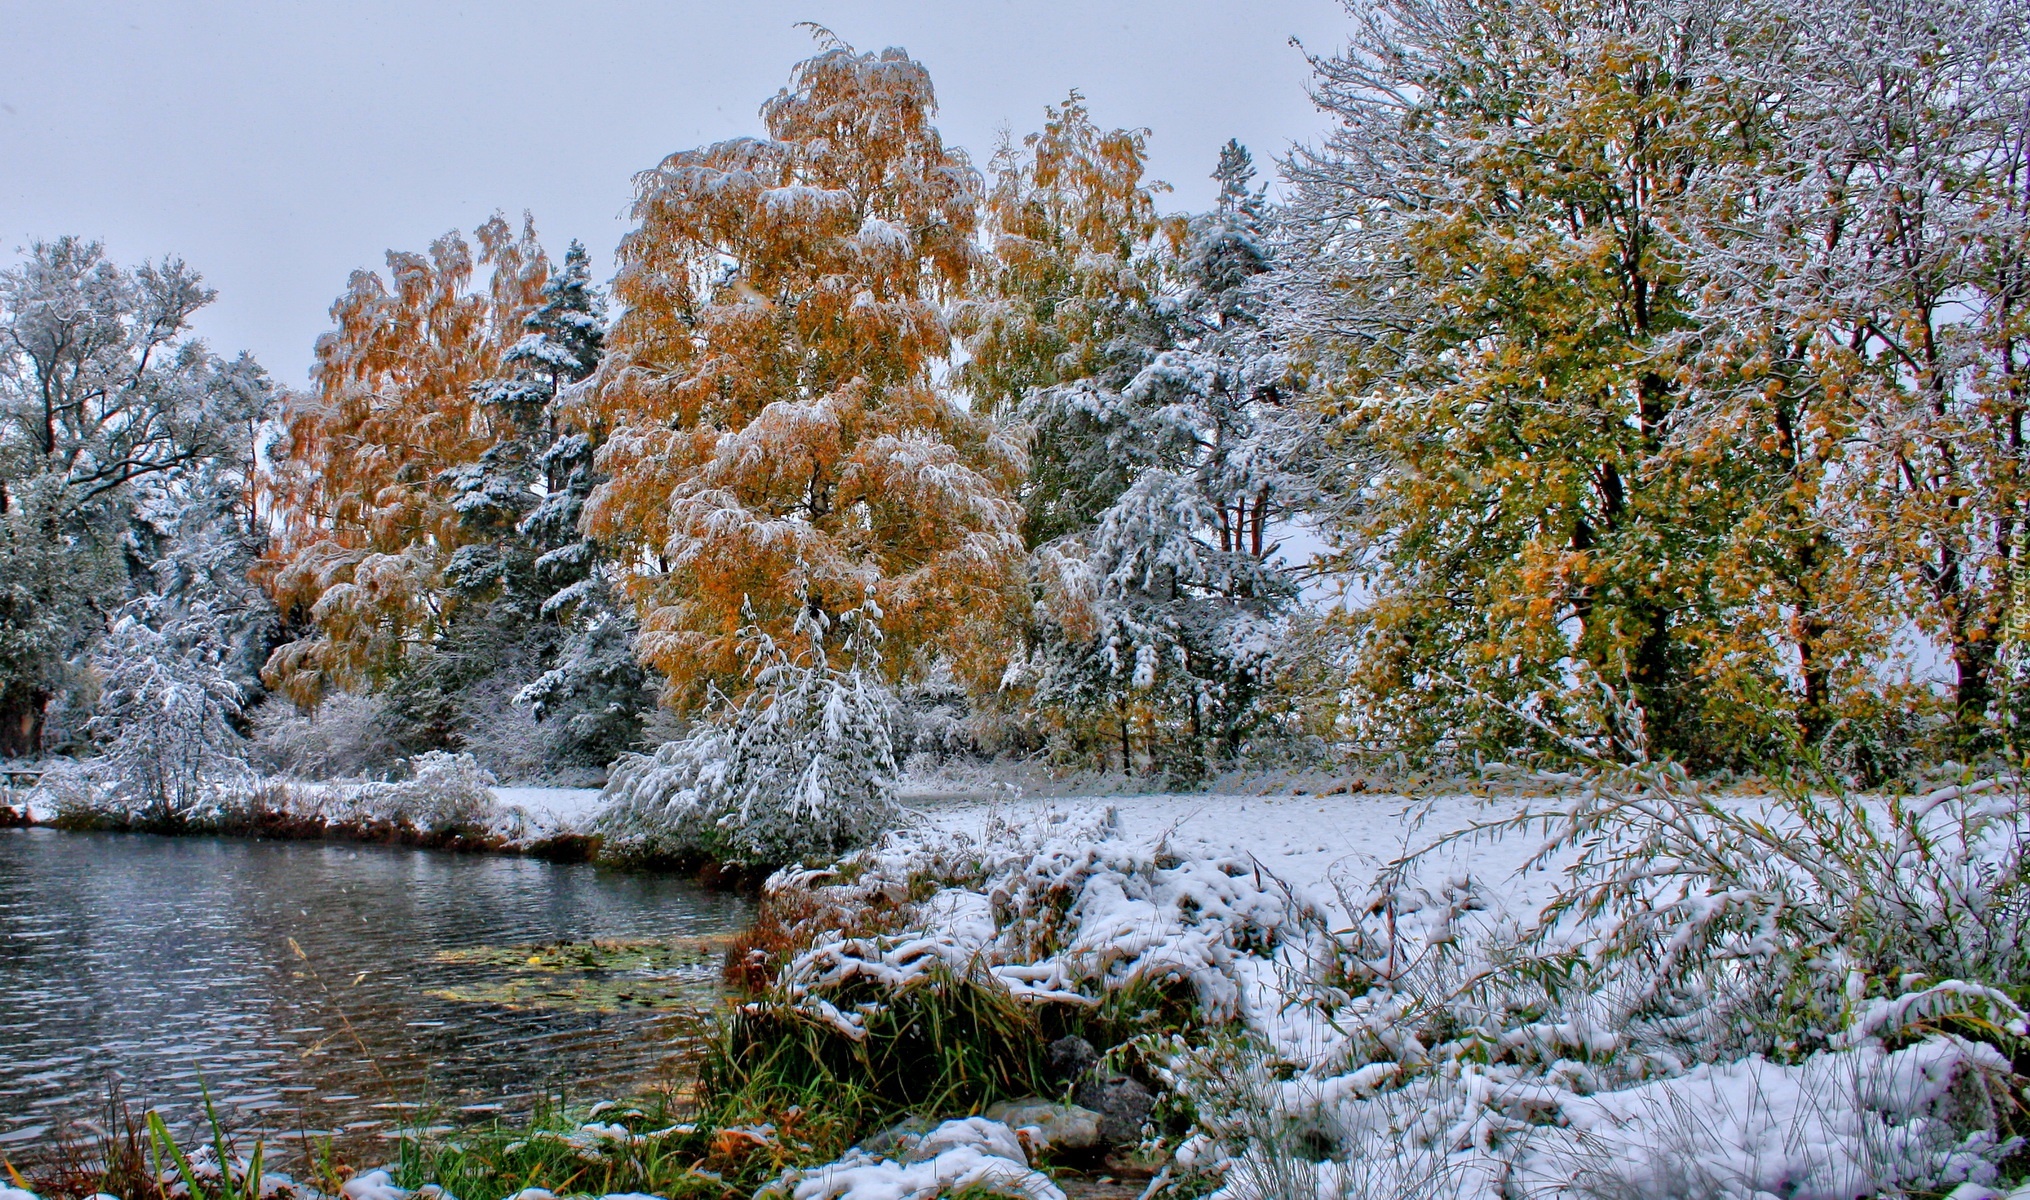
[0, 829, 750, 1155]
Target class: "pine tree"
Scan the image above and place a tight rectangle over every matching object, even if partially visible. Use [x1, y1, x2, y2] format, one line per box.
[1014, 142, 1309, 772]
[584, 35, 1025, 706]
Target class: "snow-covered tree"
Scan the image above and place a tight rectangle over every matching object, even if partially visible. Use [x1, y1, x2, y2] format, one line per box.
[584, 35, 1026, 708]
[1278, 0, 2029, 767]
[597, 589, 899, 867]
[261, 215, 549, 708]
[80, 597, 254, 824]
[420, 238, 653, 771]
[958, 92, 1175, 548]
[0, 237, 274, 757]
[1010, 143, 1309, 772]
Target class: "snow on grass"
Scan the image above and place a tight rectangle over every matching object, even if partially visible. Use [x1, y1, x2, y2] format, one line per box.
[905, 789, 1563, 912]
[493, 785, 605, 827]
[761, 775, 2029, 1200]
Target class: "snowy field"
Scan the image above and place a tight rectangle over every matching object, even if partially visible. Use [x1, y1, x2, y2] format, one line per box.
[906, 788, 1563, 912]
[491, 782, 1549, 894]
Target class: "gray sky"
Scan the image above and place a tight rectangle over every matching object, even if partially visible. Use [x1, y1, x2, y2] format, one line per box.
[0, 1, 1346, 388]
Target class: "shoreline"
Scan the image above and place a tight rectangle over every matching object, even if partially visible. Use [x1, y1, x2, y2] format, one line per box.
[0, 800, 798, 895]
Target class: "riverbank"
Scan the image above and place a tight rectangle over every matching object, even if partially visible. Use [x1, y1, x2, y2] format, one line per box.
[3, 762, 607, 862]
[15, 770, 2026, 1200]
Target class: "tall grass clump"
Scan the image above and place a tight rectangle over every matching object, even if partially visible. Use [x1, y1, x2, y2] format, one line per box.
[1387, 766, 2030, 1068]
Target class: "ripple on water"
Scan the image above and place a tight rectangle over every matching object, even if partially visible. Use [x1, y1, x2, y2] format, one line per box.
[0, 828, 750, 1156]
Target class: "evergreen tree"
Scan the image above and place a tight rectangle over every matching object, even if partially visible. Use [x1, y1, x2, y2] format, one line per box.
[395, 239, 652, 771]
[1014, 143, 1309, 772]
[598, 588, 900, 868]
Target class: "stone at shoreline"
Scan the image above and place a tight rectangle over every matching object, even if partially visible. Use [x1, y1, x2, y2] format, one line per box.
[857, 1114, 939, 1160]
[903, 1117, 1030, 1166]
[984, 1099, 1104, 1154]
[1074, 1075, 1155, 1147]
[1046, 1035, 1099, 1084]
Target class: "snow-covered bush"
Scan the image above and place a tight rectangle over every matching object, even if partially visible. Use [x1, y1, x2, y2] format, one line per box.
[1383, 770, 2030, 1069]
[351, 751, 502, 835]
[895, 658, 979, 767]
[65, 599, 254, 824]
[597, 598, 900, 868]
[248, 691, 405, 780]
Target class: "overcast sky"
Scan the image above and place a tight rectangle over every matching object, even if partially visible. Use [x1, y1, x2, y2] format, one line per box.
[0, 1, 1347, 388]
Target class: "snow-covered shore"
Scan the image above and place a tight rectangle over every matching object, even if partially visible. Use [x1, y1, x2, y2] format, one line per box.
[748, 777, 2029, 1200]
[9, 770, 2025, 1200]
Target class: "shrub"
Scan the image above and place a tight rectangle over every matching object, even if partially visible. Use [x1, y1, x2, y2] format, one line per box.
[247, 691, 404, 781]
[596, 598, 900, 869]
[51, 601, 255, 827]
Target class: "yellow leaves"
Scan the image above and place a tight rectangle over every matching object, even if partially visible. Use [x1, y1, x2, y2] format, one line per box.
[260, 215, 555, 701]
[590, 40, 1024, 703]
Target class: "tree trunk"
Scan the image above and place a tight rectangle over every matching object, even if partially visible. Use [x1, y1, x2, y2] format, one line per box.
[1953, 634, 1997, 751]
[0, 688, 47, 759]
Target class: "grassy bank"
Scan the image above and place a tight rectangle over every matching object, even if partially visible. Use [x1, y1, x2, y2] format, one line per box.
[12, 770, 2030, 1200]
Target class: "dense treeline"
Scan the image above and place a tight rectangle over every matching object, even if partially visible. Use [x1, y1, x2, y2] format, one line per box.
[3, 0, 2025, 791]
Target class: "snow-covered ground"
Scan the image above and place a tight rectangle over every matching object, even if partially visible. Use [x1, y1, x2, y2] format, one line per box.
[908, 789, 1562, 914]
[493, 784, 606, 829]
[10, 772, 2022, 1199]
[757, 781, 2029, 1200]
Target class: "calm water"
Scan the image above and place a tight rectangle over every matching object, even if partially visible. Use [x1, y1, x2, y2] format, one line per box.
[0, 829, 751, 1154]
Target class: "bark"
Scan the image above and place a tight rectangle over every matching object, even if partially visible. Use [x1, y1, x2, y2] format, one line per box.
[0, 688, 46, 759]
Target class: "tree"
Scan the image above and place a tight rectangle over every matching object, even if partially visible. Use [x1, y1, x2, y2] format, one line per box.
[436, 237, 654, 769]
[1282, 0, 1764, 766]
[261, 215, 549, 708]
[1801, 0, 2030, 752]
[1012, 143, 1311, 772]
[0, 237, 273, 757]
[1281, 0, 2030, 768]
[80, 596, 254, 824]
[597, 590, 899, 867]
[956, 92, 1176, 548]
[584, 35, 1025, 706]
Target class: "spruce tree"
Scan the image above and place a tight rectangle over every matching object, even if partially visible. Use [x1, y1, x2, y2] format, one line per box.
[1015, 142, 1308, 773]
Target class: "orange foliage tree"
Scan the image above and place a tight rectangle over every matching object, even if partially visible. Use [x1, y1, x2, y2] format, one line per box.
[958, 93, 1175, 549]
[584, 36, 1025, 704]
[261, 216, 549, 705]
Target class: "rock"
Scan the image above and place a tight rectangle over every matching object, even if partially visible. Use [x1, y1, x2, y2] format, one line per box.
[984, 1098, 1104, 1153]
[1074, 1074, 1155, 1147]
[903, 1117, 1029, 1166]
[1047, 1035, 1099, 1083]
[857, 1114, 939, 1161]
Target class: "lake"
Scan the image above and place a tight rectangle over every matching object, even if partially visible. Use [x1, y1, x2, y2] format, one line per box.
[0, 828, 751, 1156]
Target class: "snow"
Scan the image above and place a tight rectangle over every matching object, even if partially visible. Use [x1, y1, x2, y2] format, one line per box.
[491, 785, 603, 826]
[907, 789, 1563, 914]
[759, 780, 2028, 1200]
[773, 1117, 1062, 1200]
